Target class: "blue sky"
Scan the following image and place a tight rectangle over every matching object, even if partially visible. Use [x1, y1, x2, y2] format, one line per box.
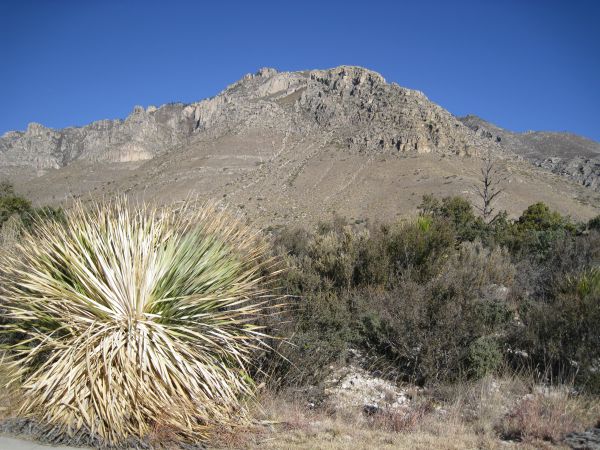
[1, 0, 599, 140]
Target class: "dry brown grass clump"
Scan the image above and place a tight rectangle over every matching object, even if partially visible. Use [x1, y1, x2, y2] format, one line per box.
[0, 352, 20, 421]
[225, 377, 599, 450]
[497, 389, 600, 445]
[240, 391, 495, 450]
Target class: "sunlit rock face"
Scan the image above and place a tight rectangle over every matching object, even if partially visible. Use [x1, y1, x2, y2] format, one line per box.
[1, 66, 598, 193]
[0, 66, 490, 172]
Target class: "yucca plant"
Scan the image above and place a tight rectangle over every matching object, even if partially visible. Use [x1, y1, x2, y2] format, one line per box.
[567, 266, 600, 299]
[0, 197, 280, 446]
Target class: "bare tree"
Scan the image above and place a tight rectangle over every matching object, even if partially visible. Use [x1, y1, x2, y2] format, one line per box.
[474, 151, 506, 222]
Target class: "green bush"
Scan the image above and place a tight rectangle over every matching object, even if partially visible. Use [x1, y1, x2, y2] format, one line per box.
[268, 195, 599, 393]
[513, 267, 600, 392]
[517, 202, 568, 232]
[419, 195, 485, 242]
[0, 182, 64, 236]
[385, 218, 455, 282]
[493, 202, 582, 260]
[588, 215, 600, 231]
[352, 242, 515, 384]
[0, 195, 31, 226]
[466, 336, 503, 379]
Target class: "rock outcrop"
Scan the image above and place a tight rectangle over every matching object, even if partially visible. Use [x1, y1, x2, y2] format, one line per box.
[322, 350, 411, 415]
[0, 104, 195, 170]
[460, 115, 600, 192]
[0, 66, 498, 172]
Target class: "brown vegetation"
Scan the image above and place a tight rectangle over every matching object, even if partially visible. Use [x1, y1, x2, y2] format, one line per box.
[205, 377, 598, 449]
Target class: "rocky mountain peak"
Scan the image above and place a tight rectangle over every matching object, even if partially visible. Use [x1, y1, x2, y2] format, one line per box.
[309, 65, 387, 87]
[1, 66, 599, 225]
[0, 66, 492, 171]
[1, 66, 598, 195]
[26, 122, 51, 134]
[255, 67, 279, 77]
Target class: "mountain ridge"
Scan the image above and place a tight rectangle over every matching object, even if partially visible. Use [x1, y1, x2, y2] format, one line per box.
[1, 66, 599, 224]
[459, 114, 600, 191]
[0, 66, 499, 170]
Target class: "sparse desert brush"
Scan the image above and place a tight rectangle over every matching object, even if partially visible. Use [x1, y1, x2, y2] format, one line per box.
[496, 389, 600, 445]
[0, 197, 281, 446]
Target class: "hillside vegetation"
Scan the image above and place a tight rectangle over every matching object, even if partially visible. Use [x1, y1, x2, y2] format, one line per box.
[0, 184, 598, 448]
[266, 195, 600, 392]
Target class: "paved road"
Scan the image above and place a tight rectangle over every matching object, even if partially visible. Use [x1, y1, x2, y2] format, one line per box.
[0, 436, 85, 449]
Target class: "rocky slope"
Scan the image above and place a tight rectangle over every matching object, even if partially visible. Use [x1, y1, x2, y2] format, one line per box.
[0, 104, 195, 169]
[1, 66, 599, 224]
[460, 115, 600, 191]
[0, 67, 498, 171]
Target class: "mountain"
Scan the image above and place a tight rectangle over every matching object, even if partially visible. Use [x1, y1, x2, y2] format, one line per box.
[0, 67, 491, 170]
[459, 115, 600, 191]
[1, 66, 599, 225]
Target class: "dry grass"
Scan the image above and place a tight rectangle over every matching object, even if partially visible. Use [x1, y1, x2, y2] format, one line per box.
[0, 198, 281, 446]
[231, 392, 500, 450]
[497, 388, 600, 445]
[0, 352, 20, 421]
[1, 359, 597, 449]
[205, 377, 599, 450]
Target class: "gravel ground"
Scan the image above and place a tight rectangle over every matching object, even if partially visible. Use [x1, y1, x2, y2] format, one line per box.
[0, 436, 85, 450]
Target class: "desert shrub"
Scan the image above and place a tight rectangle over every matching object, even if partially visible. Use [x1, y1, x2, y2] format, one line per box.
[307, 227, 366, 289]
[295, 290, 353, 346]
[356, 242, 515, 383]
[497, 390, 599, 444]
[0, 198, 281, 446]
[440, 240, 515, 289]
[271, 326, 351, 387]
[0, 182, 30, 226]
[509, 229, 600, 308]
[517, 202, 569, 232]
[385, 217, 455, 282]
[357, 285, 477, 384]
[502, 202, 582, 260]
[419, 194, 486, 242]
[276, 221, 370, 292]
[589, 215, 600, 231]
[513, 267, 600, 392]
[0, 214, 24, 247]
[269, 215, 461, 384]
[437, 196, 480, 238]
[273, 226, 311, 257]
[542, 230, 600, 278]
[466, 337, 503, 379]
[352, 226, 390, 287]
[268, 196, 599, 391]
[480, 210, 518, 248]
[250, 239, 357, 387]
[0, 195, 31, 227]
[0, 182, 64, 236]
[355, 284, 427, 381]
[21, 205, 65, 230]
[0, 180, 15, 197]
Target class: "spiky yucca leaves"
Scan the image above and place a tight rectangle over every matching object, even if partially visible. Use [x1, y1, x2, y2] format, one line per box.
[0, 198, 279, 445]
